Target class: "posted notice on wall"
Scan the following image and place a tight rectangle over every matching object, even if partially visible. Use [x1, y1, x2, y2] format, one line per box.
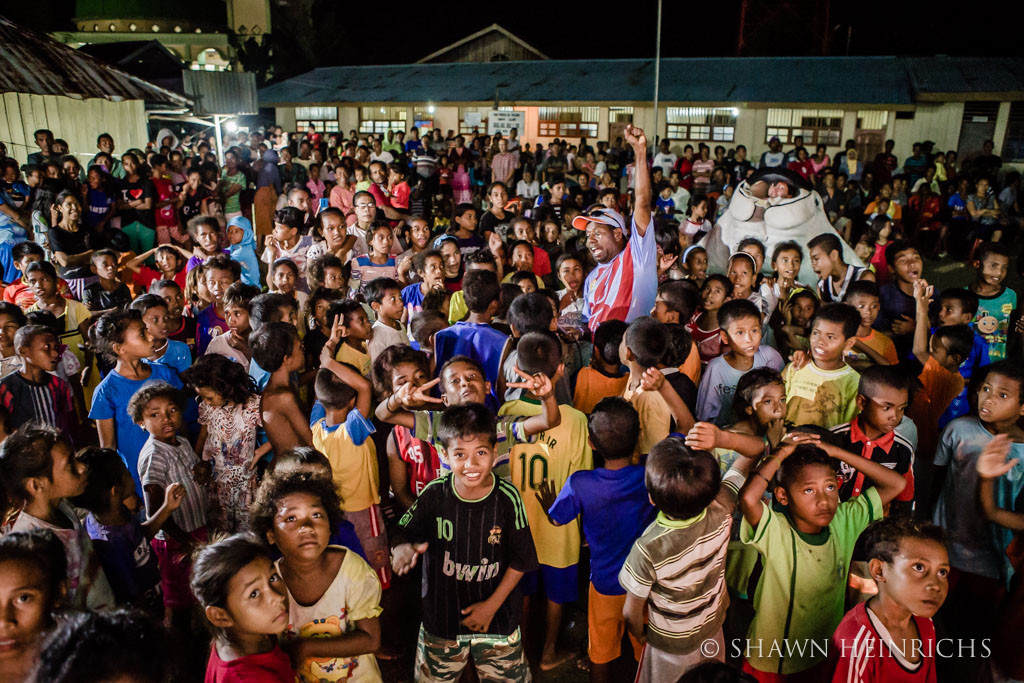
[488, 110, 525, 136]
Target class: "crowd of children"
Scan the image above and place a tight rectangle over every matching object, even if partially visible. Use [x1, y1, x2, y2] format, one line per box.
[0, 120, 1022, 683]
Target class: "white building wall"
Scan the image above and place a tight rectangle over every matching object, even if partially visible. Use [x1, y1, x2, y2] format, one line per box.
[893, 102, 964, 159]
[273, 101, 1010, 166]
[0, 93, 148, 163]
[275, 106, 296, 131]
[993, 102, 1011, 153]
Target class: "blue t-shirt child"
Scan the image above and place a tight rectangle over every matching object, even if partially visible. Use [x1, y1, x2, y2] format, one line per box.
[548, 464, 656, 596]
[84, 513, 163, 612]
[401, 282, 427, 321]
[154, 339, 192, 376]
[87, 362, 185, 495]
[84, 187, 114, 230]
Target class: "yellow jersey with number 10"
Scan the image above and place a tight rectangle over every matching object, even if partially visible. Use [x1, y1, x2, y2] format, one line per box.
[499, 399, 592, 568]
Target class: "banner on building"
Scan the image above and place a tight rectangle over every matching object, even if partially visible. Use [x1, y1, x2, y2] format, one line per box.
[488, 110, 525, 136]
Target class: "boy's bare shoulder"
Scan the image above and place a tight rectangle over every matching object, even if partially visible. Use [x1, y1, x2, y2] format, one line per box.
[261, 385, 301, 406]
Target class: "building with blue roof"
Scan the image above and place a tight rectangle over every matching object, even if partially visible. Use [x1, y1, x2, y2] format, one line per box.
[259, 36, 1024, 165]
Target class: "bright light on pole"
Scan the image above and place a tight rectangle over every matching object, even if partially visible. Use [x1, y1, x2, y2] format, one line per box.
[225, 120, 238, 133]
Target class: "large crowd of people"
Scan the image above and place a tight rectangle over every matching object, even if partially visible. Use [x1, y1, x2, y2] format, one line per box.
[0, 116, 1021, 683]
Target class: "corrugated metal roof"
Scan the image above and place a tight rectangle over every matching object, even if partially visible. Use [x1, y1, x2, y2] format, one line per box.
[258, 56, 1024, 107]
[182, 70, 259, 115]
[0, 13, 190, 107]
[904, 56, 1024, 95]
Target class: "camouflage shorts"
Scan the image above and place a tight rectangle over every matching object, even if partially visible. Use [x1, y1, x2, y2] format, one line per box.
[415, 625, 531, 682]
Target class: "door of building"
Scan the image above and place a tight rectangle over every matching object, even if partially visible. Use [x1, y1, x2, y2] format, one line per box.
[957, 102, 999, 159]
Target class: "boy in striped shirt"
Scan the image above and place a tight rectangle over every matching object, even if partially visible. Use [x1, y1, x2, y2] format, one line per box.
[619, 436, 750, 682]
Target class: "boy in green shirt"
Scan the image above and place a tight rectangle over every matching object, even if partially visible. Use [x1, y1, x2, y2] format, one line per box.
[737, 433, 908, 678]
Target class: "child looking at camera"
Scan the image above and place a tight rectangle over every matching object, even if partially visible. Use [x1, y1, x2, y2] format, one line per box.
[262, 207, 314, 292]
[782, 303, 862, 429]
[193, 533, 295, 682]
[0, 529, 68, 680]
[204, 282, 261, 369]
[391, 404, 538, 682]
[365, 276, 408, 361]
[83, 249, 131, 313]
[687, 274, 733, 364]
[131, 381, 209, 629]
[843, 280, 898, 371]
[197, 254, 242, 355]
[696, 300, 784, 427]
[254, 472, 382, 682]
[350, 223, 399, 294]
[0, 325, 74, 439]
[88, 309, 185, 494]
[372, 347, 440, 511]
[329, 299, 373, 377]
[969, 241, 1015, 362]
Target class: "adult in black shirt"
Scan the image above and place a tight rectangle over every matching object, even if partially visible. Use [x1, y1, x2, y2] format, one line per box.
[48, 191, 96, 282]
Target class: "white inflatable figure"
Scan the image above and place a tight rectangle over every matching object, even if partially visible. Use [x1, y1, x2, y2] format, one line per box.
[699, 168, 862, 285]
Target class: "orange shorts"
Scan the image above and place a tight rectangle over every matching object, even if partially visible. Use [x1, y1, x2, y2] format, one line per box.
[587, 583, 643, 665]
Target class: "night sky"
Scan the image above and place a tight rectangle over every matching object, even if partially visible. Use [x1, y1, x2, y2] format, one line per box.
[5, 0, 1018, 79]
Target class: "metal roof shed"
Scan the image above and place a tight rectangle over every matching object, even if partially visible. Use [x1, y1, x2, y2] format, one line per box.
[0, 13, 190, 162]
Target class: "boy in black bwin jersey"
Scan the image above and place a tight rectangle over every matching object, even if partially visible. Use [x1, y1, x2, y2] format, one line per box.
[391, 403, 538, 682]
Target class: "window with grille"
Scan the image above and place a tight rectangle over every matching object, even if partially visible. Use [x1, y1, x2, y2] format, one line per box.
[766, 108, 843, 146]
[413, 111, 434, 131]
[609, 106, 634, 123]
[1003, 102, 1024, 161]
[963, 101, 1000, 123]
[359, 106, 407, 135]
[295, 106, 339, 133]
[665, 107, 737, 142]
[856, 110, 889, 130]
[458, 107, 490, 135]
[537, 107, 599, 138]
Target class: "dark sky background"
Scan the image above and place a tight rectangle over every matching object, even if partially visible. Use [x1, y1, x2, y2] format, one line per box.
[6, 0, 1019, 78]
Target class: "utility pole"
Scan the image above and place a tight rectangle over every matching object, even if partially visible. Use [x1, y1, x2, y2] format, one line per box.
[652, 0, 662, 147]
